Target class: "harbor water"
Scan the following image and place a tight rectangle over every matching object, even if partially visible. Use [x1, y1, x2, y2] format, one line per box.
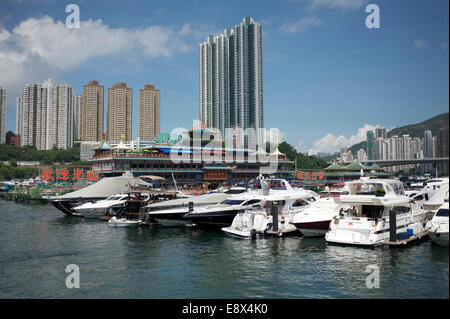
[0, 200, 448, 299]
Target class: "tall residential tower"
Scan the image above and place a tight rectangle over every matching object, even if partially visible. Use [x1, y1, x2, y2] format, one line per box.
[199, 17, 263, 143]
[72, 94, 82, 141]
[139, 84, 160, 141]
[81, 81, 104, 142]
[107, 82, 132, 142]
[0, 87, 6, 144]
[16, 79, 73, 150]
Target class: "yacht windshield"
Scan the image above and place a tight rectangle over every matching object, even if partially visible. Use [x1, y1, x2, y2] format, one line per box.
[436, 208, 449, 217]
[106, 196, 122, 200]
[350, 183, 385, 195]
[390, 183, 405, 195]
[220, 199, 245, 206]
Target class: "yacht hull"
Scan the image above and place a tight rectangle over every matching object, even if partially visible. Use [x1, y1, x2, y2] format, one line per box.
[429, 231, 449, 247]
[222, 227, 252, 239]
[50, 199, 89, 217]
[153, 216, 187, 227]
[293, 220, 331, 237]
[147, 210, 188, 227]
[73, 207, 110, 219]
[326, 220, 425, 247]
[184, 210, 239, 227]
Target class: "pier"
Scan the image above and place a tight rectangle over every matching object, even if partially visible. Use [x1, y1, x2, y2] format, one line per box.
[381, 231, 429, 247]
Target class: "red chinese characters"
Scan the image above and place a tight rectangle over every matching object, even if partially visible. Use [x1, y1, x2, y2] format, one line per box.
[57, 168, 69, 181]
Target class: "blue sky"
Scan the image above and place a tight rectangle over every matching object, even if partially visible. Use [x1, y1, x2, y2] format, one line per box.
[0, 0, 448, 154]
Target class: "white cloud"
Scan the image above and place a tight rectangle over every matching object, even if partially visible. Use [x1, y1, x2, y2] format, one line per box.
[0, 15, 204, 89]
[290, 0, 366, 10]
[311, 124, 378, 154]
[280, 17, 322, 33]
[310, 0, 365, 9]
[296, 139, 309, 153]
[414, 39, 428, 49]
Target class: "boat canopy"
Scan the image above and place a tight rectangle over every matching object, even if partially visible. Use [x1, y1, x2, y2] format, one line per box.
[51, 173, 148, 200]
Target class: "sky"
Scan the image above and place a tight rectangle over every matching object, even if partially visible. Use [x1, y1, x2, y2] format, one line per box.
[0, 0, 448, 154]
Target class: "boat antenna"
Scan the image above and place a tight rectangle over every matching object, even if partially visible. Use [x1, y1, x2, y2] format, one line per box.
[171, 172, 179, 192]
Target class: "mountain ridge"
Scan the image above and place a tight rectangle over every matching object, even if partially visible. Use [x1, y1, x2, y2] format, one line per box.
[318, 112, 449, 161]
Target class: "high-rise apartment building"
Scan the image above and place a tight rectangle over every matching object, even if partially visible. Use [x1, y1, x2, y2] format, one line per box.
[43, 79, 73, 149]
[17, 83, 47, 148]
[423, 130, 434, 172]
[72, 94, 82, 141]
[403, 134, 412, 160]
[424, 130, 433, 158]
[366, 131, 375, 160]
[436, 127, 449, 176]
[107, 82, 132, 142]
[81, 81, 104, 142]
[55, 84, 73, 149]
[0, 87, 6, 144]
[199, 17, 263, 144]
[139, 84, 160, 141]
[375, 126, 387, 140]
[17, 80, 73, 150]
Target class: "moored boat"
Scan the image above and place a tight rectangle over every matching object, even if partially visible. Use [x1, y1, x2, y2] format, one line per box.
[291, 197, 351, 237]
[222, 179, 319, 238]
[426, 202, 449, 247]
[72, 194, 128, 218]
[145, 185, 249, 227]
[325, 178, 429, 246]
[49, 172, 148, 217]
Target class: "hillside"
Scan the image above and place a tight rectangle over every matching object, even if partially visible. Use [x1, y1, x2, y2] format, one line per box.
[278, 142, 329, 169]
[0, 143, 82, 164]
[387, 112, 449, 138]
[318, 112, 449, 161]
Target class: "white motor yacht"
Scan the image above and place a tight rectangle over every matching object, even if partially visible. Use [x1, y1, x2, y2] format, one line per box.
[291, 197, 351, 237]
[325, 178, 429, 246]
[145, 187, 248, 227]
[426, 202, 449, 247]
[222, 179, 319, 238]
[410, 177, 449, 203]
[424, 184, 449, 247]
[183, 194, 264, 228]
[73, 194, 128, 218]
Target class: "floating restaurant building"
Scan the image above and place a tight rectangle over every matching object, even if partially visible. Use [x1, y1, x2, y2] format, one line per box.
[323, 160, 390, 184]
[86, 129, 293, 185]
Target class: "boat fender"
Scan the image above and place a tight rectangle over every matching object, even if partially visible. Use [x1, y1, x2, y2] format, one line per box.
[250, 229, 258, 239]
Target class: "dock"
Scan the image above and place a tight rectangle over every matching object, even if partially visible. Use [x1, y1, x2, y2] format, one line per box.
[380, 231, 429, 247]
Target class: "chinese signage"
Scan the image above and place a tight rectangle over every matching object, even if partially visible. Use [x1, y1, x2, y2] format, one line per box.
[40, 167, 99, 183]
[297, 171, 324, 181]
[204, 171, 227, 180]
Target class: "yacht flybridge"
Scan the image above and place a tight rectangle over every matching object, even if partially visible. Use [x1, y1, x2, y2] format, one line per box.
[222, 179, 319, 238]
[325, 178, 429, 246]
